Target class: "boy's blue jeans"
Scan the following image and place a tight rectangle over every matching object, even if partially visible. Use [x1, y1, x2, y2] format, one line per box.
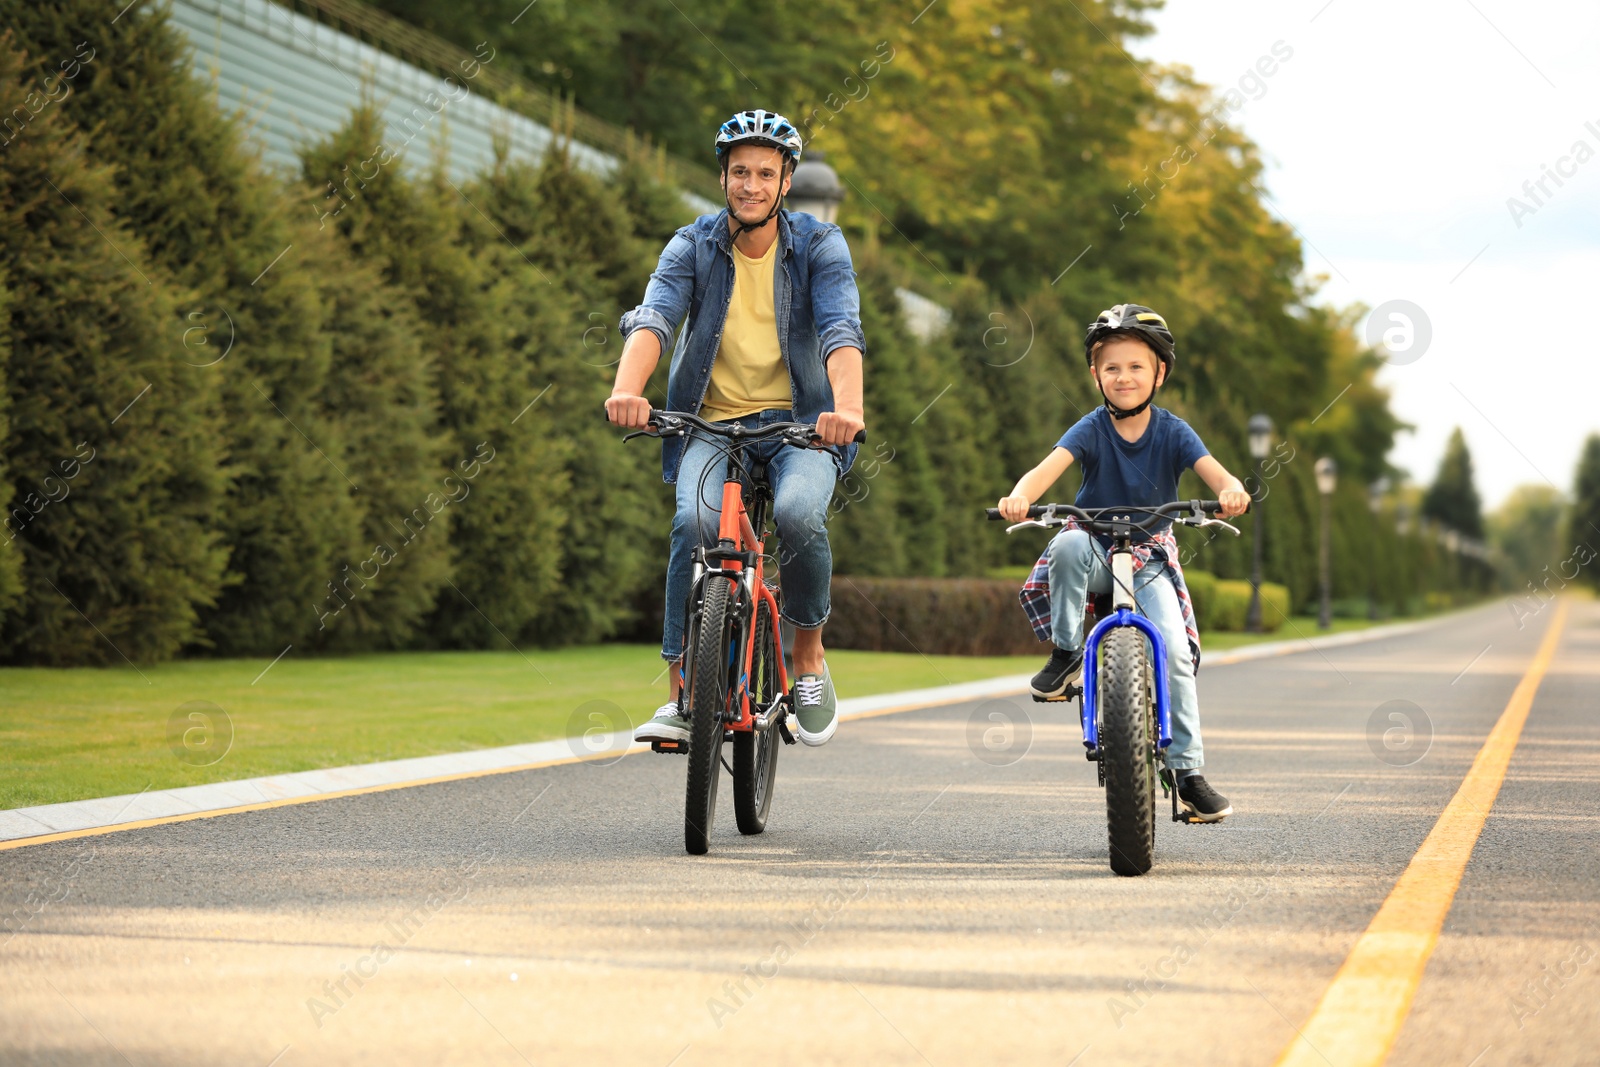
[662, 409, 837, 664]
[1047, 528, 1204, 772]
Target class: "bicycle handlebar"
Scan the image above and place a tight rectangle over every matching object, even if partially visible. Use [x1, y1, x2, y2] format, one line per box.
[613, 407, 867, 446]
[984, 499, 1234, 532]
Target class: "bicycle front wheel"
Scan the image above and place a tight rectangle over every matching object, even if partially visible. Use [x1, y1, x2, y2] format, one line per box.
[733, 596, 781, 834]
[1100, 626, 1156, 876]
[684, 575, 734, 855]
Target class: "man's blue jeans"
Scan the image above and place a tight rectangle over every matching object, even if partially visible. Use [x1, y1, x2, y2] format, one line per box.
[1047, 528, 1204, 771]
[662, 409, 838, 663]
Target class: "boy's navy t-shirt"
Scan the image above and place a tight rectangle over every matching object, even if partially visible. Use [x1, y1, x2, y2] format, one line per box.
[1056, 405, 1209, 541]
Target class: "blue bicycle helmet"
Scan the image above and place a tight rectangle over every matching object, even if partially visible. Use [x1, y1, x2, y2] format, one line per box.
[715, 110, 804, 236]
[715, 109, 804, 166]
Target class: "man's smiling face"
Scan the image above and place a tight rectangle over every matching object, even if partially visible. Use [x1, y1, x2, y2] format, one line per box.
[722, 144, 791, 226]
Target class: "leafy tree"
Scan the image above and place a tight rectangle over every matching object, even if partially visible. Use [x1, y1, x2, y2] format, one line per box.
[1569, 434, 1600, 589]
[1422, 427, 1484, 539]
[1490, 484, 1567, 591]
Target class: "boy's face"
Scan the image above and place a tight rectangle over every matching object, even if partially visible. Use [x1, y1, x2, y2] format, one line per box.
[1091, 337, 1165, 410]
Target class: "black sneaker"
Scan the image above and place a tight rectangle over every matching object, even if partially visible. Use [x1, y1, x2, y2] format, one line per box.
[1030, 646, 1084, 699]
[1176, 773, 1232, 822]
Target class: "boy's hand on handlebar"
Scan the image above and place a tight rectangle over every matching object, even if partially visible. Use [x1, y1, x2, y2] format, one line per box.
[605, 394, 653, 430]
[996, 495, 1032, 523]
[1217, 486, 1251, 518]
[815, 409, 866, 447]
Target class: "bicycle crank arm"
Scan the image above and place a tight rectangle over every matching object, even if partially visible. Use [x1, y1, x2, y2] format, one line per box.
[752, 697, 788, 733]
[1031, 682, 1083, 703]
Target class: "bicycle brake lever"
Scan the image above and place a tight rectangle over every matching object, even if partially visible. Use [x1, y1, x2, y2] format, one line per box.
[621, 429, 660, 442]
[1005, 519, 1054, 534]
[1190, 517, 1242, 537]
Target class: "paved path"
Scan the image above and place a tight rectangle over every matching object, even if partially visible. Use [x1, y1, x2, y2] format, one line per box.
[2, 600, 1594, 1066]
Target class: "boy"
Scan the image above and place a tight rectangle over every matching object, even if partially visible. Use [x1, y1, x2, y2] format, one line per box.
[995, 304, 1250, 822]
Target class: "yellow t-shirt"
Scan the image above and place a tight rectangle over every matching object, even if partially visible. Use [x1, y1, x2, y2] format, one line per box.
[699, 238, 790, 422]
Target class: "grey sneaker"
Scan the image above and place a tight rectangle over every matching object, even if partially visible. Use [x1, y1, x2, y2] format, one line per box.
[634, 702, 690, 743]
[793, 666, 838, 747]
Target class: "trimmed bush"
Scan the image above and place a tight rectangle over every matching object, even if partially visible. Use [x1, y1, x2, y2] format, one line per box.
[826, 576, 1041, 656]
[1186, 570, 1287, 633]
[1183, 569, 1217, 625]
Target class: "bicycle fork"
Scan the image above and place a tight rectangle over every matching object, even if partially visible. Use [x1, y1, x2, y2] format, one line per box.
[1078, 550, 1183, 810]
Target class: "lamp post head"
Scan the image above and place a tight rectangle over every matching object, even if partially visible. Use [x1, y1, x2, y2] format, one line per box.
[786, 151, 846, 224]
[1315, 456, 1338, 496]
[1248, 413, 1273, 460]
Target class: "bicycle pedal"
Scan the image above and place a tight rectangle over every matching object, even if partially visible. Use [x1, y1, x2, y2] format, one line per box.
[651, 740, 688, 756]
[1030, 683, 1082, 704]
[778, 718, 797, 745]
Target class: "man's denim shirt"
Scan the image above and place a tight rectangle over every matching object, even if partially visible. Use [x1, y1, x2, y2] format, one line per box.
[619, 208, 865, 483]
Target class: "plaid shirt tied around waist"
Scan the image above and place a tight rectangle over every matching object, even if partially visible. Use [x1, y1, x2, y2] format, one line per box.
[1017, 518, 1202, 672]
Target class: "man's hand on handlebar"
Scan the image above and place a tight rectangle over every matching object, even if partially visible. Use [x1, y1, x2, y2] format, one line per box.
[815, 408, 866, 448]
[996, 495, 1032, 523]
[605, 393, 653, 430]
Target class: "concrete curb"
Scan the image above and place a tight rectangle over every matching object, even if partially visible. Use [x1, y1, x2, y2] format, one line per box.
[0, 606, 1486, 846]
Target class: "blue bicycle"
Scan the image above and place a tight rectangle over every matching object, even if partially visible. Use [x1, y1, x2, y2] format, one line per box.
[987, 500, 1239, 875]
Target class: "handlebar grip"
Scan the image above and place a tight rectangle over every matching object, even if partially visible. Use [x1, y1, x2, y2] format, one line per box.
[852, 429, 867, 444]
[985, 506, 1054, 521]
[1193, 499, 1250, 515]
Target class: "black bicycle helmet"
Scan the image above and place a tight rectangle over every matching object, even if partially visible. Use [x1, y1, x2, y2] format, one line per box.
[1083, 303, 1176, 420]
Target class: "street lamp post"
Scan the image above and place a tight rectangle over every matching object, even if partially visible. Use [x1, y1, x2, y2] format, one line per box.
[786, 151, 846, 223]
[1246, 414, 1273, 632]
[1367, 476, 1389, 620]
[1315, 457, 1338, 630]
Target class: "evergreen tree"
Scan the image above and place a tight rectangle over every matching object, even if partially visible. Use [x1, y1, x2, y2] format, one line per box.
[1422, 427, 1484, 539]
[468, 151, 670, 644]
[0, 0, 414, 655]
[0, 277, 18, 615]
[0, 38, 227, 663]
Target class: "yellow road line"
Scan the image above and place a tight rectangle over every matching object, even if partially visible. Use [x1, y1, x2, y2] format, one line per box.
[1273, 599, 1570, 1067]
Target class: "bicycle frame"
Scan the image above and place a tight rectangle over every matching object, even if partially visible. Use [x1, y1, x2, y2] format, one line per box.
[686, 474, 790, 732]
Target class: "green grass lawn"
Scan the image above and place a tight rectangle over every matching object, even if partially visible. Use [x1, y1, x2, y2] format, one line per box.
[0, 612, 1424, 811]
[1202, 614, 1412, 652]
[0, 645, 1047, 810]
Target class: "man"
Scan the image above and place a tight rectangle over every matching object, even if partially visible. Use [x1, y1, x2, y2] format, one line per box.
[606, 109, 867, 747]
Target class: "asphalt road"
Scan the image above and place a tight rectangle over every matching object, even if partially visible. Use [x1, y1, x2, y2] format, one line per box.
[2, 600, 1596, 1067]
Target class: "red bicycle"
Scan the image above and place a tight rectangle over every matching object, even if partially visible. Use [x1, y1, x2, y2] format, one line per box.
[623, 409, 864, 854]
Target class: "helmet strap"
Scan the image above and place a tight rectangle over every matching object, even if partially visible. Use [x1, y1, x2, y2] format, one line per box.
[1096, 366, 1159, 420]
[722, 159, 790, 244]
[1104, 394, 1153, 420]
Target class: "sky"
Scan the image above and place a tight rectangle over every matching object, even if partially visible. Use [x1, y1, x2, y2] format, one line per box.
[1138, 0, 1600, 510]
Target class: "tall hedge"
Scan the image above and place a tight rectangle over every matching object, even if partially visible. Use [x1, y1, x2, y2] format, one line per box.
[0, 37, 227, 663]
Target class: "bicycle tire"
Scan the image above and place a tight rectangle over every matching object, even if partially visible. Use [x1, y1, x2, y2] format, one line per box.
[733, 597, 781, 834]
[1101, 626, 1156, 876]
[684, 575, 734, 855]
